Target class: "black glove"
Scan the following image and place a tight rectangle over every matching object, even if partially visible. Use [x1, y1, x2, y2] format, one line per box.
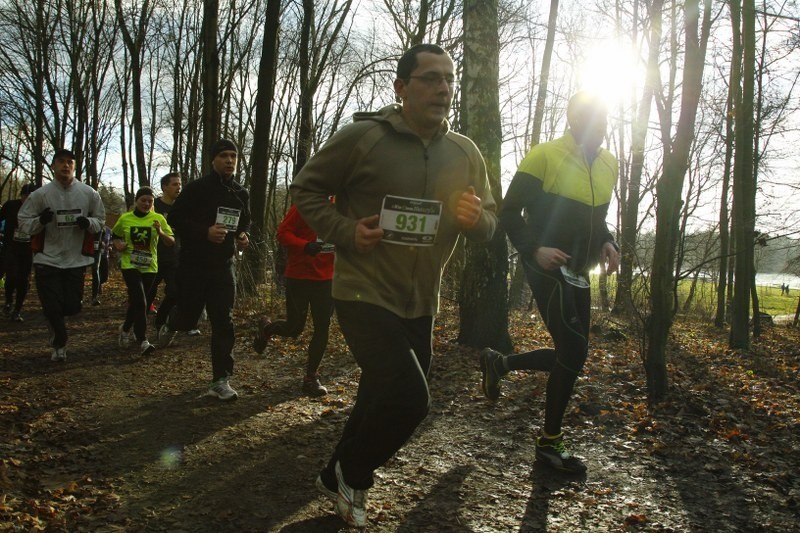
[39, 207, 54, 225]
[304, 242, 323, 256]
[76, 216, 90, 230]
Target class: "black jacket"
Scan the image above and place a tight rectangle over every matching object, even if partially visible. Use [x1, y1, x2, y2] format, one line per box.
[168, 170, 250, 268]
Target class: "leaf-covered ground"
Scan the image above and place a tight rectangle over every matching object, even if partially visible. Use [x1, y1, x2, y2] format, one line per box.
[1, 275, 799, 532]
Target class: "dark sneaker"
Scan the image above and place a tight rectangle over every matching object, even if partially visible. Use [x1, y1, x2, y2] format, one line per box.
[302, 375, 328, 397]
[2, 304, 11, 316]
[535, 434, 587, 474]
[206, 378, 238, 401]
[158, 324, 177, 347]
[479, 348, 504, 401]
[315, 468, 338, 501]
[334, 461, 368, 528]
[10, 311, 23, 322]
[252, 317, 272, 355]
[92, 297, 101, 306]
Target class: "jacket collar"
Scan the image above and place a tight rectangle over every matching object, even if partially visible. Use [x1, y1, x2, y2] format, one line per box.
[358, 104, 450, 141]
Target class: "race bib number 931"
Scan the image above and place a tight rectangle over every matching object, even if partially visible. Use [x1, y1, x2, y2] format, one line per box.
[379, 195, 441, 246]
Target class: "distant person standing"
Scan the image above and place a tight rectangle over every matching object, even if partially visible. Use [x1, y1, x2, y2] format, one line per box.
[147, 172, 182, 331]
[252, 203, 334, 396]
[112, 186, 175, 356]
[159, 139, 251, 401]
[482, 91, 619, 474]
[18, 148, 106, 361]
[0, 183, 38, 321]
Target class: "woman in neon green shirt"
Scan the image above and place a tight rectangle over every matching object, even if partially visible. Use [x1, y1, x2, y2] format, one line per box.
[112, 187, 175, 355]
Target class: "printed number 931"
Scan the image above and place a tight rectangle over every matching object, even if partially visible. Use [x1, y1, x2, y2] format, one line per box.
[394, 214, 426, 233]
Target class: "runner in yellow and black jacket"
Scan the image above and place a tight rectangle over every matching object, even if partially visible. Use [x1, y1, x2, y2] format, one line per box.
[481, 91, 620, 474]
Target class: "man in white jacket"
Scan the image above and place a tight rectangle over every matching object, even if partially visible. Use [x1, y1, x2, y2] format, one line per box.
[18, 148, 106, 362]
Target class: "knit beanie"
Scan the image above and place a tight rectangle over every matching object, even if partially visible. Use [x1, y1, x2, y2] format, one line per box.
[210, 139, 238, 159]
[51, 148, 76, 165]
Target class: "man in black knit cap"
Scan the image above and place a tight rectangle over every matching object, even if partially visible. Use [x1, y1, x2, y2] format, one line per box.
[159, 139, 251, 400]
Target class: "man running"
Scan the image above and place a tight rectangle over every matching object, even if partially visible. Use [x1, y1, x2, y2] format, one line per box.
[18, 148, 106, 361]
[481, 91, 620, 474]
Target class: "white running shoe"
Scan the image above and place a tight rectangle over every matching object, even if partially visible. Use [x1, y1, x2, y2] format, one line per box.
[334, 461, 368, 528]
[51, 347, 67, 362]
[315, 473, 338, 502]
[140, 340, 156, 356]
[206, 378, 238, 401]
[118, 325, 132, 348]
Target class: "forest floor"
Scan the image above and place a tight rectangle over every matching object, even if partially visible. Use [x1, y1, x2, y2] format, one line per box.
[1, 273, 799, 532]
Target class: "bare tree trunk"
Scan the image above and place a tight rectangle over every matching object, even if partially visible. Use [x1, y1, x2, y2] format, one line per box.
[729, 0, 756, 350]
[115, 48, 133, 205]
[115, 0, 152, 187]
[682, 270, 700, 313]
[294, 0, 314, 176]
[507, 255, 531, 309]
[599, 272, 610, 311]
[531, 0, 558, 146]
[714, 80, 735, 327]
[646, 0, 711, 400]
[201, 0, 219, 173]
[458, 0, 511, 352]
[33, 0, 47, 187]
[509, 0, 558, 311]
[750, 272, 761, 338]
[247, 0, 281, 291]
[615, 0, 662, 316]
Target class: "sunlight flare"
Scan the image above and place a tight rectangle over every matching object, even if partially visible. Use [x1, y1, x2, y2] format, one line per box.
[575, 38, 642, 111]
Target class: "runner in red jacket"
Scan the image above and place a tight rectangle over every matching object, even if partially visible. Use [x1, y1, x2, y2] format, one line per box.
[253, 204, 334, 396]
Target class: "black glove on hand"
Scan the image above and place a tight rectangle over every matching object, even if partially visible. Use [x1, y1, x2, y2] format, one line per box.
[39, 207, 54, 225]
[304, 242, 323, 256]
[76, 216, 90, 230]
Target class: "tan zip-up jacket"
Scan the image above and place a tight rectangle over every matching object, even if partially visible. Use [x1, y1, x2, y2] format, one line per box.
[291, 104, 497, 319]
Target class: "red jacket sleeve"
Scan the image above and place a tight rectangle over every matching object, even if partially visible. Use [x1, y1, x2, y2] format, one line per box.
[276, 205, 334, 280]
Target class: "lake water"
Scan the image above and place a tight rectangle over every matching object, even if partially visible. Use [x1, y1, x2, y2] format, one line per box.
[755, 272, 800, 290]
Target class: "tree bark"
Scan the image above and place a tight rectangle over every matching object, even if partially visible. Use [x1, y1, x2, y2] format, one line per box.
[458, 0, 511, 352]
[201, 0, 220, 173]
[646, 0, 712, 400]
[246, 0, 281, 292]
[530, 0, 558, 147]
[115, 0, 152, 187]
[509, 0, 558, 311]
[729, 0, 756, 350]
[714, 70, 736, 327]
[615, 0, 662, 316]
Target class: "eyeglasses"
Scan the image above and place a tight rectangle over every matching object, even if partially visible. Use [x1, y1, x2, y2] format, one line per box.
[408, 73, 456, 87]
